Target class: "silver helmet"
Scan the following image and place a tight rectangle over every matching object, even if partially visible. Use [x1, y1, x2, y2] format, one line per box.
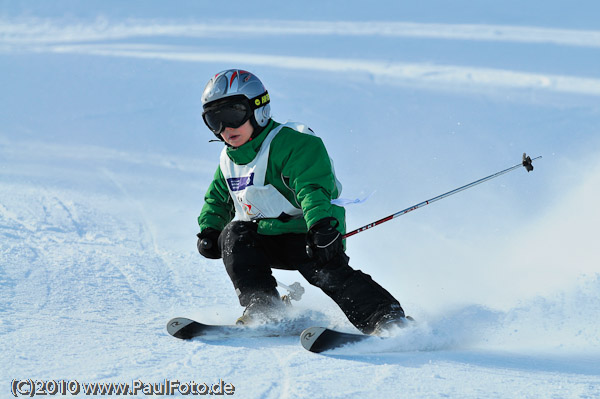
[201, 69, 271, 130]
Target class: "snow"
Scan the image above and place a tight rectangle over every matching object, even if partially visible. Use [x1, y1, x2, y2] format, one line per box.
[2, 1, 600, 398]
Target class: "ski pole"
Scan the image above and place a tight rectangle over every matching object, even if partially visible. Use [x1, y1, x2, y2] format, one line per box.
[344, 153, 541, 238]
[276, 280, 305, 301]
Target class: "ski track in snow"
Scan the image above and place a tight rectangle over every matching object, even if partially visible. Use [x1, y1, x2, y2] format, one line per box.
[2, 18, 600, 99]
[2, 18, 600, 48]
[25, 43, 600, 98]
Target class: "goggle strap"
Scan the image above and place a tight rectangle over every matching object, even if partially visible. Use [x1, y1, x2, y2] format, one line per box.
[248, 91, 270, 110]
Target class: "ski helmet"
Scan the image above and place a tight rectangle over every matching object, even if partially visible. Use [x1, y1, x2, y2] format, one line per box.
[201, 69, 271, 139]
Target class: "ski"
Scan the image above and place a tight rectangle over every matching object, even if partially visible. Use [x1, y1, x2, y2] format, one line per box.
[300, 326, 372, 353]
[166, 317, 284, 340]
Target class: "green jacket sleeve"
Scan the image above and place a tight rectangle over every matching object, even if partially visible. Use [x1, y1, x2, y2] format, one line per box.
[197, 166, 234, 232]
[277, 129, 342, 231]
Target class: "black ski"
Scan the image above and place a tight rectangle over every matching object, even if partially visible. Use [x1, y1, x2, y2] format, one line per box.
[166, 317, 283, 340]
[300, 326, 372, 353]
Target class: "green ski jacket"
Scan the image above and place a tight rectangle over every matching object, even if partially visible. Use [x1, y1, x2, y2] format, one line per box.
[198, 120, 346, 236]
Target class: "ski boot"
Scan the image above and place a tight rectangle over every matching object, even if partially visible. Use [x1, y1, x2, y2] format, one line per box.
[235, 294, 290, 326]
[372, 310, 415, 336]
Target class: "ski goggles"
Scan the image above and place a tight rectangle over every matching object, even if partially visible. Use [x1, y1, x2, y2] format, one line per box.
[202, 92, 269, 134]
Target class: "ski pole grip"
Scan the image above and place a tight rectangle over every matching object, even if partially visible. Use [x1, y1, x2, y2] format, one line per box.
[522, 153, 534, 172]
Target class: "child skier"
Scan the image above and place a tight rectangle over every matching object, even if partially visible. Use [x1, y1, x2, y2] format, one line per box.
[196, 69, 408, 335]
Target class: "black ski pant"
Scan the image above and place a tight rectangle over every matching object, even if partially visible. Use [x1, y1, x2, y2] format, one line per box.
[218, 221, 404, 334]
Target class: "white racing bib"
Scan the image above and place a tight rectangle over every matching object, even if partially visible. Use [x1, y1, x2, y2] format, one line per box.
[220, 122, 341, 221]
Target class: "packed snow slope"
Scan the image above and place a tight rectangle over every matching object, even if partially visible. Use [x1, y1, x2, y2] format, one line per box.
[2, 1, 600, 398]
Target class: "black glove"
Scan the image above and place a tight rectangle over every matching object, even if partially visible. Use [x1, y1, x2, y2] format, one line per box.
[196, 228, 222, 259]
[306, 217, 343, 265]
